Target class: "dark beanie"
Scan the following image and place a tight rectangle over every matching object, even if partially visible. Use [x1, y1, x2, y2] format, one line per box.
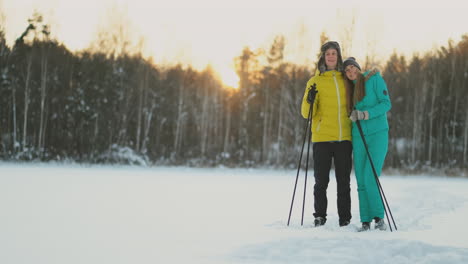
[343, 57, 361, 71]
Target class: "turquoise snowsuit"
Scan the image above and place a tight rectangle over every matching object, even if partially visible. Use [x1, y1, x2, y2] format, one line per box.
[352, 70, 391, 223]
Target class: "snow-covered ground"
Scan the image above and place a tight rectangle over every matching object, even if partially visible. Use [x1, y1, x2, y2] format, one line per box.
[1, 163, 468, 264]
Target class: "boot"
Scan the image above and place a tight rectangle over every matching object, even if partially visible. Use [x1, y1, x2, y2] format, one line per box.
[358, 222, 370, 232]
[339, 219, 350, 227]
[314, 217, 326, 227]
[374, 217, 387, 231]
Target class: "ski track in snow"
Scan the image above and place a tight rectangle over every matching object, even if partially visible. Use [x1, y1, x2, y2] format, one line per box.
[1, 164, 468, 264]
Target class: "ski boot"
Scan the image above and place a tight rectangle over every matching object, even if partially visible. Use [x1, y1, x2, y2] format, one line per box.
[374, 217, 387, 231]
[314, 217, 326, 227]
[358, 222, 370, 232]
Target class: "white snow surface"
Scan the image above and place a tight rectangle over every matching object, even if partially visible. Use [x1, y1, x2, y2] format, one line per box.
[1, 163, 468, 264]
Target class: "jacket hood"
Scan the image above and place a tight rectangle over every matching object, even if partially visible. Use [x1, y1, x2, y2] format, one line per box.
[364, 68, 380, 81]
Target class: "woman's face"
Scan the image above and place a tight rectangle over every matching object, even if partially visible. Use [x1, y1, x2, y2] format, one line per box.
[324, 48, 338, 70]
[345, 65, 359, 81]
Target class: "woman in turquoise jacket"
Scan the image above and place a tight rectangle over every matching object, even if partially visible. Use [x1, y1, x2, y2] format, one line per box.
[342, 57, 391, 231]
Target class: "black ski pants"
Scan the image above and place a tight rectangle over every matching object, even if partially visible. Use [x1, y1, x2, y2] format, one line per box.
[312, 141, 352, 223]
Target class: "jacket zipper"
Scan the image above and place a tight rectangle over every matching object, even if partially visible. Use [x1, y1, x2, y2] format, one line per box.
[333, 72, 342, 140]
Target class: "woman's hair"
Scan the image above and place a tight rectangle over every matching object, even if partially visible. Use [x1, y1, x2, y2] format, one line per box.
[344, 73, 366, 114]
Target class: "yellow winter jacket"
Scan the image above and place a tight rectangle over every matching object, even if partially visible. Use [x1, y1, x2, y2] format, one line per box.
[301, 70, 351, 142]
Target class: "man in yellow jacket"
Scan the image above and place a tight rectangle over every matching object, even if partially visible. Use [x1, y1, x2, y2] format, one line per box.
[301, 41, 352, 227]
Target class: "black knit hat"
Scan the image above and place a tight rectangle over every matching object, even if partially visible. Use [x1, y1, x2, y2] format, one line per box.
[317, 41, 343, 74]
[343, 57, 361, 71]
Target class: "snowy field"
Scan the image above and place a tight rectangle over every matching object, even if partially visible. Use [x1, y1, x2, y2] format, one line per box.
[1, 163, 468, 264]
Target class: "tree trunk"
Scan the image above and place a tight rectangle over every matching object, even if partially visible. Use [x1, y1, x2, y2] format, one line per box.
[22, 54, 33, 151]
[449, 55, 457, 157]
[411, 80, 420, 164]
[174, 84, 185, 158]
[276, 82, 285, 165]
[135, 67, 144, 152]
[200, 84, 209, 157]
[262, 80, 270, 163]
[223, 100, 231, 155]
[116, 72, 130, 147]
[38, 49, 48, 151]
[141, 104, 154, 155]
[140, 68, 151, 155]
[428, 74, 438, 164]
[12, 84, 18, 152]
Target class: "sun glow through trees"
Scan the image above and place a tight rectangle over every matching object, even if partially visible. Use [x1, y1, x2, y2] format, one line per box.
[217, 67, 240, 89]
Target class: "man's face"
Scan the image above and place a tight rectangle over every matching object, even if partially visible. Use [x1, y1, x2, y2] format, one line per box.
[325, 48, 338, 70]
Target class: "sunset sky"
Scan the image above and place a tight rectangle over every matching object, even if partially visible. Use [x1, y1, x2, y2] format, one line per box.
[2, 0, 468, 87]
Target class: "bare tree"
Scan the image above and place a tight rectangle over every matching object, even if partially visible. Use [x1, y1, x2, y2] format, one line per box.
[234, 47, 260, 161]
[428, 61, 439, 165]
[173, 68, 191, 159]
[22, 54, 32, 151]
[38, 24, 51, 151]
[135, 58, 147, 152]
[268, 36, 286, 164]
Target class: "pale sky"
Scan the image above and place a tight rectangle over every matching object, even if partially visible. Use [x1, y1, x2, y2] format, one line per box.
[2, 0, 468, 87]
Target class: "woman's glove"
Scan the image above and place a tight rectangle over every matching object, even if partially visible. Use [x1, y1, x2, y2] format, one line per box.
[349, 110, 368, 122]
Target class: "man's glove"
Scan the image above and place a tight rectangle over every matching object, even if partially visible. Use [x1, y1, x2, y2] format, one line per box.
[307, 84, 317, 104]
[349, 110, 368, 122]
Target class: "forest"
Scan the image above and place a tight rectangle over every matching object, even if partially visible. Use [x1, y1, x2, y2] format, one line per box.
[1, 13, 467, 174]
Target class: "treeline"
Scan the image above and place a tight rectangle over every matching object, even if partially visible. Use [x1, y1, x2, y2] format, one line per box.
[0, 15, 467, 173]
[0, 16, 311, 167]
[383, 36, 468, 173]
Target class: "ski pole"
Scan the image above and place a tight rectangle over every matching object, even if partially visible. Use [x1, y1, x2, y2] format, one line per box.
[287, 103, 312, 226]
[301, 116, 313, 226]
[356, 119, 397, 231]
